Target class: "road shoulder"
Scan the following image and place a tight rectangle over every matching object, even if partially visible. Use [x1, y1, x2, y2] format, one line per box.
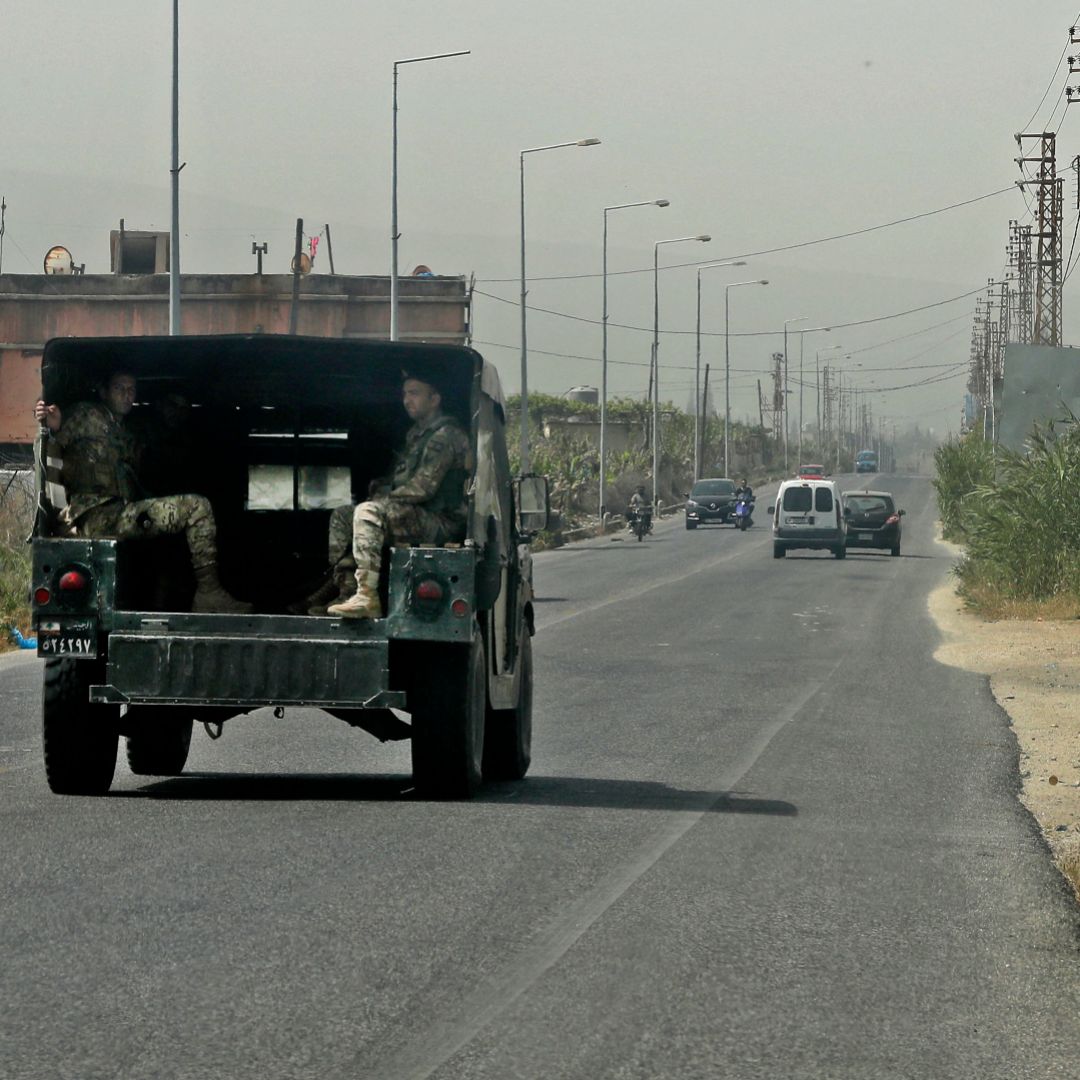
[930, 573, 1080, 898]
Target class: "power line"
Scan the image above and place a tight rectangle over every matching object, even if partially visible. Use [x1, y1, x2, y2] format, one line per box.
[475, 185, 1018, 284]
[474, 282, 991, 336]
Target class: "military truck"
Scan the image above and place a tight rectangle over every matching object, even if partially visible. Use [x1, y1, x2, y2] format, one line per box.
[29, 334, 546, 798]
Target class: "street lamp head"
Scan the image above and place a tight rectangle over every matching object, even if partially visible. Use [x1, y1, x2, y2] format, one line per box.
[655, 199, 670, 207]
[577, 138, 602, 146]
[697, 235, 712, 242]
[759, 279, 769, 285]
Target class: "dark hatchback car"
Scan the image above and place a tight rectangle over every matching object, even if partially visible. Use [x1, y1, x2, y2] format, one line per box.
[842, 489, 904, 556]
[685, 478, 738, 528]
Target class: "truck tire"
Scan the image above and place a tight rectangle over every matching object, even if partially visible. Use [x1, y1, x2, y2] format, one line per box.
[483, 632, 532, 782]
[773, 543, 785, 558]
[410, 639, 485, 799]
[42, 658, 118, 796]
[125, 709, 194, 776]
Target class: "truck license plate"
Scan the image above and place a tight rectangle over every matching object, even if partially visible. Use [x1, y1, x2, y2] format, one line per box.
[37, 620, 97, 658]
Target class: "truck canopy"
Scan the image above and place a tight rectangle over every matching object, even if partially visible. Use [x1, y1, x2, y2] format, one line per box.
[39, 334, 510, 610]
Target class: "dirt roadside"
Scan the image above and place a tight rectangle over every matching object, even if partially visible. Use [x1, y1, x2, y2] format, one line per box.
[929, 539, 1080, 897]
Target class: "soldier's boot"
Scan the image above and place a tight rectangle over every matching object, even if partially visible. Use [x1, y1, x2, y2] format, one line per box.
[191, 564, 254, 614]
[305, 567, 355, 616]
[326, 570, 383, 620]
[284, 574, 338, 616]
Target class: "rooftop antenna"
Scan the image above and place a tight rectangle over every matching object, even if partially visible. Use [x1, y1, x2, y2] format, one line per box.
[0, 196, 6, 274]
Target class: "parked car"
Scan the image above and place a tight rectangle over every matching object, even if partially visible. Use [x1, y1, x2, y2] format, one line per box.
[769, 478, 847, 558]
[685, 478, 738, 529]
[796, 463, 827, 479]
[842, 489, 904, 555]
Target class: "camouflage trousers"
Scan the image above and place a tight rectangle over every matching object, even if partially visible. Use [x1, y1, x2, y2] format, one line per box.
[328, 499, 459, 575]
[77, 494, 218, 569]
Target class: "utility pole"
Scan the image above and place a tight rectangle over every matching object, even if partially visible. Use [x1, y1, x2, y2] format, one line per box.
[1016, 132, 1063, 346]
[0, 196, 6, 274]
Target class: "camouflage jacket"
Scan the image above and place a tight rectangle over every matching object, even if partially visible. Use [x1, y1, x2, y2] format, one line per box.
[387, 413, 470, 522]
[54, 400, 142, 524]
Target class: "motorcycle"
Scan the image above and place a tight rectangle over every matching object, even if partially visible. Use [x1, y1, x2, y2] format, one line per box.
[627, 508, 653, 541]
[733, 495, 755, 531]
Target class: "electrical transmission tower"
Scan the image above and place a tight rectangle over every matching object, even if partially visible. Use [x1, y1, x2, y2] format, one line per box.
[1016, 132, 1063, 345]
[1006, 219, 1033, 343]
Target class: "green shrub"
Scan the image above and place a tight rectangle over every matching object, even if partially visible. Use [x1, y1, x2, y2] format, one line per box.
[955, 420, 1080, 603]
[932, 433, 994, 541]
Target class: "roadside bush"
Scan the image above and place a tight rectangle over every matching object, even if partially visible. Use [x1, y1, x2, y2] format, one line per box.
[0, 471, 33, 645]
[932, 433, 994, 541]
[953, 420, 1080, 606]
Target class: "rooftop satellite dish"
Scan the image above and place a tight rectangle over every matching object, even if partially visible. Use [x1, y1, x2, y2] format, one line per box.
[290, 252, 312, 275]
[43, 245, 74, 275]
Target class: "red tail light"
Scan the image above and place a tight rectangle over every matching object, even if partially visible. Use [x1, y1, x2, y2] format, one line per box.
[415, 579, 443, 603]
[451, 599, 469, 618]
[34, 587, 51, 606]
[885, 514, 900, 525]
[59, 570, 88, 592]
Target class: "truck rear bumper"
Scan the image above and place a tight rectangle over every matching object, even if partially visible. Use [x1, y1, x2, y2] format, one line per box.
[88, 613, 404, 708]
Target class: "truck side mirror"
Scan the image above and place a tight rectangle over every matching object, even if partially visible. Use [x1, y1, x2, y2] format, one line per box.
[514, 474, 550, 537]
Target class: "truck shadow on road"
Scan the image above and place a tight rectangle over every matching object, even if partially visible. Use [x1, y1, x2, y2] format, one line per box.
[116, 773, 796, 814]
[483, 777, 798, 815]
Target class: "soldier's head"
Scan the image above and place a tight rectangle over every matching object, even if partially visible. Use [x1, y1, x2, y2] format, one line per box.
[98, 370, 137, 418]
[402, 375, 441, 424]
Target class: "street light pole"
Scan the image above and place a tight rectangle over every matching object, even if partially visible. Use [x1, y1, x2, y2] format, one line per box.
[723, 279, 769, 477]
[169, 0, 181, 336]
[782, 316, 807, 472]
[390, 49, 470, 342]
[519, 137, 601, 474]
[652, 234, 711, 508]
[696, 261, 748, 480]
[600, 198, 669, 518]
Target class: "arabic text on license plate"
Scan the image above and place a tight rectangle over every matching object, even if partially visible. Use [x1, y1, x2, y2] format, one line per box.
[39, 636, 95, 657]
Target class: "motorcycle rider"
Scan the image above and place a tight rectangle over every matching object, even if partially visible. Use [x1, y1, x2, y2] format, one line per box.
[627, 485, 652, 533]
[735, 478, 754, 503]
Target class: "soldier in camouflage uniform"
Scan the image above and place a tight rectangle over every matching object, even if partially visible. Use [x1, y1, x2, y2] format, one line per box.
[324, 374, 470, 620]
[34, 371, 252, 614]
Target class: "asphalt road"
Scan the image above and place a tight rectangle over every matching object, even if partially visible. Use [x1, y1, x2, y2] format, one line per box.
[2, 475, 1078, 1080]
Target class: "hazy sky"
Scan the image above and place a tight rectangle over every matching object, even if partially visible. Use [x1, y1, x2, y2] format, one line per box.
[3, 1, 1078, 436]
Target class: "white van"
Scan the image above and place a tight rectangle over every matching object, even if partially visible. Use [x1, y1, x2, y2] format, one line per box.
[769, 479, 847, 559]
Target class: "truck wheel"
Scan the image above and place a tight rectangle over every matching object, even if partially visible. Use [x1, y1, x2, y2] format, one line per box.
[410, 639, 485, 799]
[125, 709, 194, 776]
[773, 543, 785, 559]
[42, 658, 118, 796]
[483, 632, 532, 782]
